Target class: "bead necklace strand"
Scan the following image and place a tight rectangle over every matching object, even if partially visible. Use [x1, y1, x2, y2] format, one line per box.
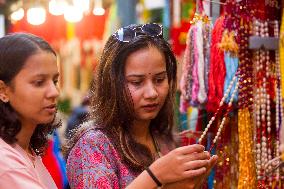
[253, 19, 283, 187]
[264, 21, 273, 186]
[198, 76, 238, 152]
[209, 80, 239, 152]
[262, 21, 269, 184]
[273, 19, 281, 181]
[252, 20, 278, 187]
[198, 74, 236, 142]
[253, 20, 262, 181]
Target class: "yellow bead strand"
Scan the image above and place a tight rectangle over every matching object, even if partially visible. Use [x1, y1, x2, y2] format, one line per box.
[238, 108, 257, 189]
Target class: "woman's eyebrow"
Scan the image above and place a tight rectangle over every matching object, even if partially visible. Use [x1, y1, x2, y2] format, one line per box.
[126, 74, 144, 78]
[126, 71, 166, 78]
[154, 71, 167, 76]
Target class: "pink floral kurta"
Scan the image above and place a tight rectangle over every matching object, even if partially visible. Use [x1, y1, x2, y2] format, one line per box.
[66, 129, 139, 189]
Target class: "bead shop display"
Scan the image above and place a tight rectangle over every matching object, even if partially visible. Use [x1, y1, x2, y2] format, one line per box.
[179, 0, 283, 188]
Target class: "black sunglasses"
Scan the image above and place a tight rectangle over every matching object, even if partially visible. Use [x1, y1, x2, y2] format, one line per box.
[113, 23, 163, 43]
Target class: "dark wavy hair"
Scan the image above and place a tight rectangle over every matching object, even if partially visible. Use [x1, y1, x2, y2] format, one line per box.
[69, 24, 177, 171]
[0, 33, 60, 155]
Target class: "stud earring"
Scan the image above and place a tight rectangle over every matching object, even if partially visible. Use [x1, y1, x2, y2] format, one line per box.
[0, 98, 8, 103]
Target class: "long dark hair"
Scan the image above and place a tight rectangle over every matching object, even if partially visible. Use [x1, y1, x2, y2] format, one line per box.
[69, 24, 177, 171]
[0, 33, 60, 155]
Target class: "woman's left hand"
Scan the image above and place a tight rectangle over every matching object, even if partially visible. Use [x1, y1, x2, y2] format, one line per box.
[194, 155, 218, 189]
[162, 155, 218, 189]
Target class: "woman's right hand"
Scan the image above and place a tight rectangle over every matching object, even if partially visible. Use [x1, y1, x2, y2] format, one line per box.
[149, 144, 210, 185]
[161, 154, 218, 189]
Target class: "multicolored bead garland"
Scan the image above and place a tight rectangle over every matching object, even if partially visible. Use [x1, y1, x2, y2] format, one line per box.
[187, 1, 283, 188]
[237, 15, 257, 189]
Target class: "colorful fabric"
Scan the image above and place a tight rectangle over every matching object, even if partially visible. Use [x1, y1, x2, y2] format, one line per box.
[207, 16, 225, 112]
[223, 52, 238, 103]
[179, 26, 194, 113]
[191, 25, 200, 105]
[42, 131, 69, 189]
[67, 129, 139, 189]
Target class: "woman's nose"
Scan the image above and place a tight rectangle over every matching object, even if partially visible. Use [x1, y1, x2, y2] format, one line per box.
[47, 81, 59, 98]
[144, 82, 158, 99]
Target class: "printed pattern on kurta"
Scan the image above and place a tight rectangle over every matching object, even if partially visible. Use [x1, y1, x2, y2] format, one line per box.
[67, 129, 139, 189]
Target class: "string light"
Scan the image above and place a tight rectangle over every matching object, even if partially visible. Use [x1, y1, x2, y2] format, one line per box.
[49, 0, 67, 16]
[10, 1, 24, 22]
[93, 0, 105, 15]
[27, 6, 46, 25]
[63, 5, 83, 23]
[10, 8, 24, 21]
[73, 0, 90, 13]
[9, 0, 106, 24]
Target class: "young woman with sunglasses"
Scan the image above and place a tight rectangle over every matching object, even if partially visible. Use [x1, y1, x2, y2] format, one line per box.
[66, 23, 218, 189]
[0, 33, 60, 188]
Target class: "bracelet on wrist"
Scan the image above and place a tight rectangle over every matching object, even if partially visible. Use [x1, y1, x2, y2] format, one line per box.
[145, 167, 162, 187]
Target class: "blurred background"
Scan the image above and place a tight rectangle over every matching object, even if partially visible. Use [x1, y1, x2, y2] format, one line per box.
[0, 0, 198, 114]
[0, 0, 201, 134]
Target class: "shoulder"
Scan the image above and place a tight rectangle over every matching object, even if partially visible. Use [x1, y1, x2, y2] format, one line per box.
[0, 139, 27, 176]
[74, 127, 113, 151]
[67, 125, 119, 162]
[66, 126, 123, 188]
[69, 121, 112, 149]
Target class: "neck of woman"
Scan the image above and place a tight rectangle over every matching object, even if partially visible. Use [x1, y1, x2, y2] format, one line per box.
[16, 122, 37, 153]
[130, 120, 152, 143]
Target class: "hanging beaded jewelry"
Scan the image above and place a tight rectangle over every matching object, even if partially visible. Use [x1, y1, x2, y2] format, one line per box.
[263, 22, 273, 185]
[253, 19, 284, 187]
[261, 21, 268, 183]
[198, 74, 239, 150]
[272, 19, 281, 181]
[253, 19, 271, 186]
[253, 19, 262, 181]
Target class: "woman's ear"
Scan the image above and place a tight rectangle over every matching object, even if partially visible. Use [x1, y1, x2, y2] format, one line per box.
[0, 80, 9, 103]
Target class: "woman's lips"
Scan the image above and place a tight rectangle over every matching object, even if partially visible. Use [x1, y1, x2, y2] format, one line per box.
[44, 104, 57, 114]
[141, 104, 159, 112]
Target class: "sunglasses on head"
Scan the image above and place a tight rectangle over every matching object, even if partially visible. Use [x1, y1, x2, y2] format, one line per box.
[113, 23, 163, 43]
